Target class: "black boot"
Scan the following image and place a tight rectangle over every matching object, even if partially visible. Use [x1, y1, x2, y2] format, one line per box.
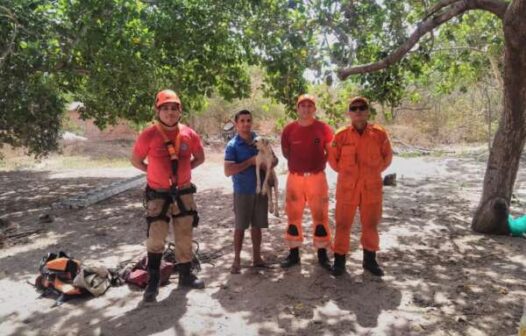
[143, 253, 162, 302]
[317, 248, 331, 271]
[331, 253, 346, 276]
[179, 262, 205, 289]
[280, 248, 300, 268]
[363, 250, 384, 276]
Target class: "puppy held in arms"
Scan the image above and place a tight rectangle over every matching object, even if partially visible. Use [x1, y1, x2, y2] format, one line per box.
[254, 136, 279, 217]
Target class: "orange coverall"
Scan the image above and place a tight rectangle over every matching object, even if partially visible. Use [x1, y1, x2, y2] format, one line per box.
[285, 171, 331, 249]
[328, 124, 393, 254]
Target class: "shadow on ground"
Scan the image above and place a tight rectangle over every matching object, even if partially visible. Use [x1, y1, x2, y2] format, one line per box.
[0, 162, 525, 335]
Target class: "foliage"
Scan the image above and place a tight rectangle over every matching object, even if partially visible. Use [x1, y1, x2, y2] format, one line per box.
[0, 0, 508, 157]
[0, 1, 65, 157]
[419, 12, 504, 95]
[61, 0, 256, 125]
[305, 1, 418, 115]
[190, 67, 287, 137]
[1, 0, 311, 156]
[302, 0, 504, 122]
[310, 80, 361, 128]
[244, 1, 313, 116]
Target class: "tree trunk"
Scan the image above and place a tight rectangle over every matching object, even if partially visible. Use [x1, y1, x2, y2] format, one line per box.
[471, 0, 526, 234]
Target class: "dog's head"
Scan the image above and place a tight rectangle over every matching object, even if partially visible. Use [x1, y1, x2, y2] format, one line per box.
[253, 136, 270, 151]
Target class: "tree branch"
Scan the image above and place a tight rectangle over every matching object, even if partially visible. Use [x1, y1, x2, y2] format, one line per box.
[424, 0, 463, 20]
[428, 46, 503, 87]
[337, 0, 509, 80]
[472, 0, 509, 18]
[320, 10, 352, 67]
[487, 53, 503, 88]
[427, 0, 508, 20]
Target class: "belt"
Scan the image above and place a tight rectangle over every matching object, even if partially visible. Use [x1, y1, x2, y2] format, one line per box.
[290, 171, 323, 176]
[147, 183, 193, 192]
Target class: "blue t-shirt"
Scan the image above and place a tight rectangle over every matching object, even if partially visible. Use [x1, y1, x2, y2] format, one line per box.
[225, 132, 258, 194]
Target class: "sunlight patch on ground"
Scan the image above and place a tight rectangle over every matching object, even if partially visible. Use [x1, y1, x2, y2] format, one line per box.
[48, 168, 140, 179]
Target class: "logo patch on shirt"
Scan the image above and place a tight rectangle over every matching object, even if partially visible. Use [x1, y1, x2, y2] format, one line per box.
[180, 143, 189, 151]
[313, 137, 320, 145]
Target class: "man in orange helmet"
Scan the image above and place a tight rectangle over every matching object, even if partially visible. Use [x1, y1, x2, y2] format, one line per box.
[280, 94, 334, 270]
[131, 89, 205, 303]
[329, 96, 393, 277]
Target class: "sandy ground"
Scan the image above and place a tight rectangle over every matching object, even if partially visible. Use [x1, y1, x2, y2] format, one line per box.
[0, 145, 525, 336]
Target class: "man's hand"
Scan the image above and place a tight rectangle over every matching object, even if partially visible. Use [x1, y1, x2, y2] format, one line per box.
[190, 148, 205, 169]
[130, 153, 147, 172]
[224, 155, 257, 177]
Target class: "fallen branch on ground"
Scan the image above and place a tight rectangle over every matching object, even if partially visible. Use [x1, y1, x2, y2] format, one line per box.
[7, 228, 44, 239]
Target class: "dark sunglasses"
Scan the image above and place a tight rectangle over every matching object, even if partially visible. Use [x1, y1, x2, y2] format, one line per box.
[159, 105, 180, 111]
[349, 105, 368, 112]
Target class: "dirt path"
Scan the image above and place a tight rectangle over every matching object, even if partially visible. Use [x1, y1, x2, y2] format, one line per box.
[0, 149, 525, 336]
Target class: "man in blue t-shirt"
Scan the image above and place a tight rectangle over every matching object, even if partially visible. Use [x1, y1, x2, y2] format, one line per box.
[224, 110, 277, 274]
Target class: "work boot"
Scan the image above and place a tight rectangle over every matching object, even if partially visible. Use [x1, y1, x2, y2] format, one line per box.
[317, 248, 331, 271]
[362, 249, 384, 276]
[179, 262, 205, 289]
[331, 253, 346, 276]
[280, 248, 300, 268]
[143, 253, 162, 302]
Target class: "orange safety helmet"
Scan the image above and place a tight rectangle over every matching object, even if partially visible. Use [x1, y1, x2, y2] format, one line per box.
[296, 94, 316, 107]
[155, 89, 181, 108]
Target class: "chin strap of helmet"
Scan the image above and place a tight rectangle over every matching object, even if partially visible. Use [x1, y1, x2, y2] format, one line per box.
[158, 119, 179, 128]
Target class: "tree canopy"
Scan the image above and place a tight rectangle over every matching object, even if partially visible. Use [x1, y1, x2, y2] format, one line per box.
[1, 0, 313, 156]
[0, 0, 510, 157]
[299, 0, 506, 122]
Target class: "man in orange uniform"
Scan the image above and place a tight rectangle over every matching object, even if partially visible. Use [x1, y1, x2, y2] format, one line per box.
[280, 94, 334, 270]
[131, 89, 205, 302]
[329, 96, 393, 276]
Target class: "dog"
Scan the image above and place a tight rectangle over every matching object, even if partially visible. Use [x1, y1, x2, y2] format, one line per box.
[253, 136, 279, 217]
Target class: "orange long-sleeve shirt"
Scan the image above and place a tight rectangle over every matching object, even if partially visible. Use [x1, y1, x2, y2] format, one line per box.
[329, 123, 393, 205]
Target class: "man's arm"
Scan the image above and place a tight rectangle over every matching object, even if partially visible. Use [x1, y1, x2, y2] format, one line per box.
[324, 141, 332, 160]
[281, 127, 290, 160]
[224, 156, 256, 177]
[324, 123, 335, 160]
[325, 125, 338, 171]
[130, 153, 147, 172]
[282, 145, 290, 160]
[381, 133, 393, 172]
[327, 142, 340, 172]
[191, 147, 205, 169]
